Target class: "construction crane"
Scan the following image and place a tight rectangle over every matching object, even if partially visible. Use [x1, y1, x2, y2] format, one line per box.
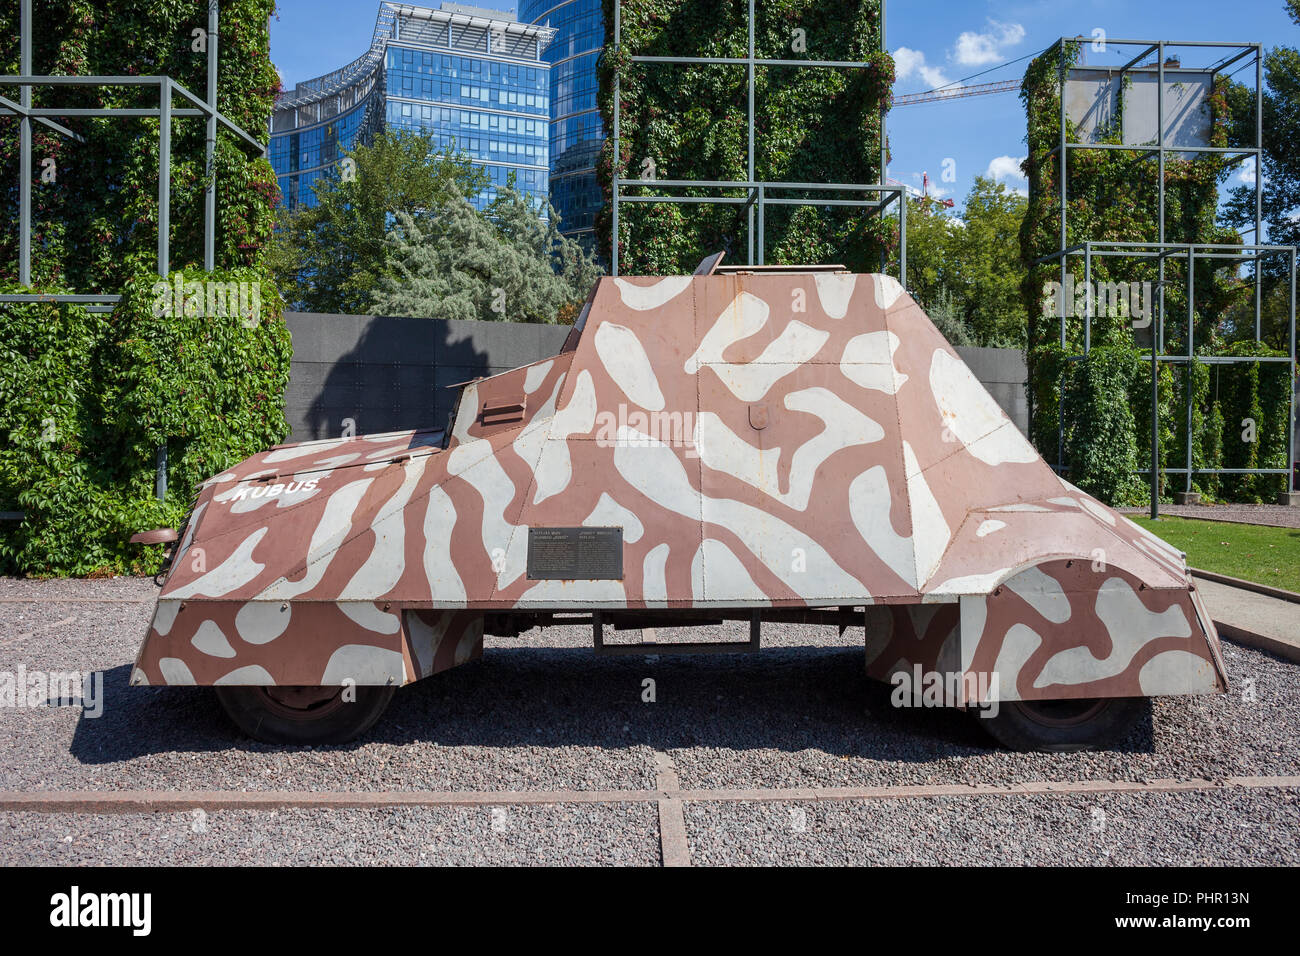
[885, 78, 1020, 210]
[887, 171, 955, 210]
[891, 77, 1020, 108]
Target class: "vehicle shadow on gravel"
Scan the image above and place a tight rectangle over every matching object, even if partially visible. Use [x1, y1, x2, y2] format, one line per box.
[67, 648, 1155, 763]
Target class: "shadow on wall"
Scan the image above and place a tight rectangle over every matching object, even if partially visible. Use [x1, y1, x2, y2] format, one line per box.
[284, 315, 1031, 445]
[286, 313, 572, 442]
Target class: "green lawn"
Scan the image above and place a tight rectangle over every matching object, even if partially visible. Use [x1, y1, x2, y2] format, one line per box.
[1130, 516, 1300, 593]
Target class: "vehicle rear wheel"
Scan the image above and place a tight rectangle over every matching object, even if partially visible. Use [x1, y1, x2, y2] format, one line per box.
[976, 696, 1149, 752]
[214, 684, 396, 745]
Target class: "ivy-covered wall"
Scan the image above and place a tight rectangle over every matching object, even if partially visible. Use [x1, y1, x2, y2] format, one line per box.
[597, 0, 893, 274]
[0, 274, 290, 576]
[0, 1, 288, 576]
[1019, 40, 1292, 504]
[0, 0, 280, 288]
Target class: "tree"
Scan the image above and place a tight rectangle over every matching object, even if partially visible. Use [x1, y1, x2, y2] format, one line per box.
[270, 129, 489, 313]
[371, 182, 601, 324]
[1223, 2, 1300, 288]
[896, 176, 1029, 348]
[947, 177, 1029, 348]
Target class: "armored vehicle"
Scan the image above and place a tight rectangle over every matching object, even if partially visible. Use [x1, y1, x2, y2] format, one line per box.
[132, 260, 1226, 749]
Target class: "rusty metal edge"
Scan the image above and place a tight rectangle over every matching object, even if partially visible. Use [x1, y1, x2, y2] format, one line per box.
[3, 775, 1298, 814]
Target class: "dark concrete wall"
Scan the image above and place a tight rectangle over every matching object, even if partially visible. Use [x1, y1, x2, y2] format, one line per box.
[954, 345, 1030, 438]
[285, 312, 570, 441]
[284, 313, 1030, 442]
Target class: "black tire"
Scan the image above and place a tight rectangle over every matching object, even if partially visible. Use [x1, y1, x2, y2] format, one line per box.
[976, 696, 1149, 752]
[214, 684, 396, 745]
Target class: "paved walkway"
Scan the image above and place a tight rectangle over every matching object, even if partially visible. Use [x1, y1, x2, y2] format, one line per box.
[1195, 576, 1300, 663]
[1118, 503, 1300, 529]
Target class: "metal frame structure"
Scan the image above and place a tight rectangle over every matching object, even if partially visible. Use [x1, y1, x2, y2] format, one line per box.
[1, 0, 268, 504]
[1034, 37, 1297, 517]
[1, 0, 267, 313]
[608, 0, 904, 280]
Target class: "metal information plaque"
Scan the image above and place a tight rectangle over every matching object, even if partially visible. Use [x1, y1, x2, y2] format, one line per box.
[527, 527, 623, 580]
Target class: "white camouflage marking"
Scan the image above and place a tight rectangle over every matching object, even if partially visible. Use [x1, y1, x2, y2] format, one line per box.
[167, 528, 268, 599]
[517, 577, 628, 606]
[930, 349, 1037, 466]
[697, 389, 884, 511]
[686, 292, 770, 376]
[594, 322, 666, 411]
[1138, 649, 1218, 695]
[422, 484, 467, 604]
[234, 601, 291, 645]
[1034, 577, 1192, 687]
[643, 543, 670, 608]
[701, 324, 830, 402]
[695, 537, 768, 604]
[341, 457, 428, 598]
[991, 623, 1043, 700]
[848, 465, 918, 587]
[1004, 564, 1072, 624]
[257, 479, 374, 600]
[523, 359, 555, 394]
[339, 602, 402, 635]
[583, 492, 645, 543]
[841, 330, 908, 394]
[873, 274, 905, 309]
[614, 275, 693, 310]
[813, 273, 857, 318]
[531, 370, 599, 505]
[321, 644, 405, 685]
[903, 442, 951, 587]
[263, 438, 349, 463]
[213, 664, 275, 685]
[615, 428, 868, 601]
[191, 619, 236, 658]
[152, 599, 182, 636]
[159, 657, 197, 685]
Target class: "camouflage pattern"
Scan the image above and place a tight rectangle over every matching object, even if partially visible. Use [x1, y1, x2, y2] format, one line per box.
[132, 270, 1227, 702]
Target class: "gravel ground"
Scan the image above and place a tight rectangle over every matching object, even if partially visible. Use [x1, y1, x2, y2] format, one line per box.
[0, 576, 1297, 865]
[1117, 503, 1300, 529]
[0, 803, 659, 866]
[685, 788, 1300, 866]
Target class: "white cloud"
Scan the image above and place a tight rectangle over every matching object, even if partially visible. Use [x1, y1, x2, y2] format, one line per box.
[953, 21, 1026, 67]
[986, 155, 1027, 182]
[1238, 156, 1265, 186]
[894, 46, 951, 89]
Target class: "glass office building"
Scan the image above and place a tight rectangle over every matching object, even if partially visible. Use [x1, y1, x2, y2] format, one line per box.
[519, 0, 604, 245]
[271, 3, 554, 214]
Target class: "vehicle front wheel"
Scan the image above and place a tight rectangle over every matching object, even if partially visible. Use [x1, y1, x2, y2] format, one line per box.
[214, 684, 395, 745]
[976, 696, 1149, 752]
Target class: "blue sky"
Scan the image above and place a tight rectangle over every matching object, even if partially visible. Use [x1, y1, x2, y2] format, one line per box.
[270, 0, 1297, 214]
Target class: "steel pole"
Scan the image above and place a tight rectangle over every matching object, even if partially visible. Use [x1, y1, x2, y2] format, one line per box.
[1290, 248, 1297, 497]
[746, 0, 754, 265]
[880, 0, 886, 181]
[1152, 43, 1165, 519]
[19, 0, 32, 287]
[1186, 251, 1195, 493]
[1255, 44, 1263, 341]
[611, 1, 620, 276]
[898, 188, 906, 288]
[159, 81, 171, 276]
[203, 1, 218, 271]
